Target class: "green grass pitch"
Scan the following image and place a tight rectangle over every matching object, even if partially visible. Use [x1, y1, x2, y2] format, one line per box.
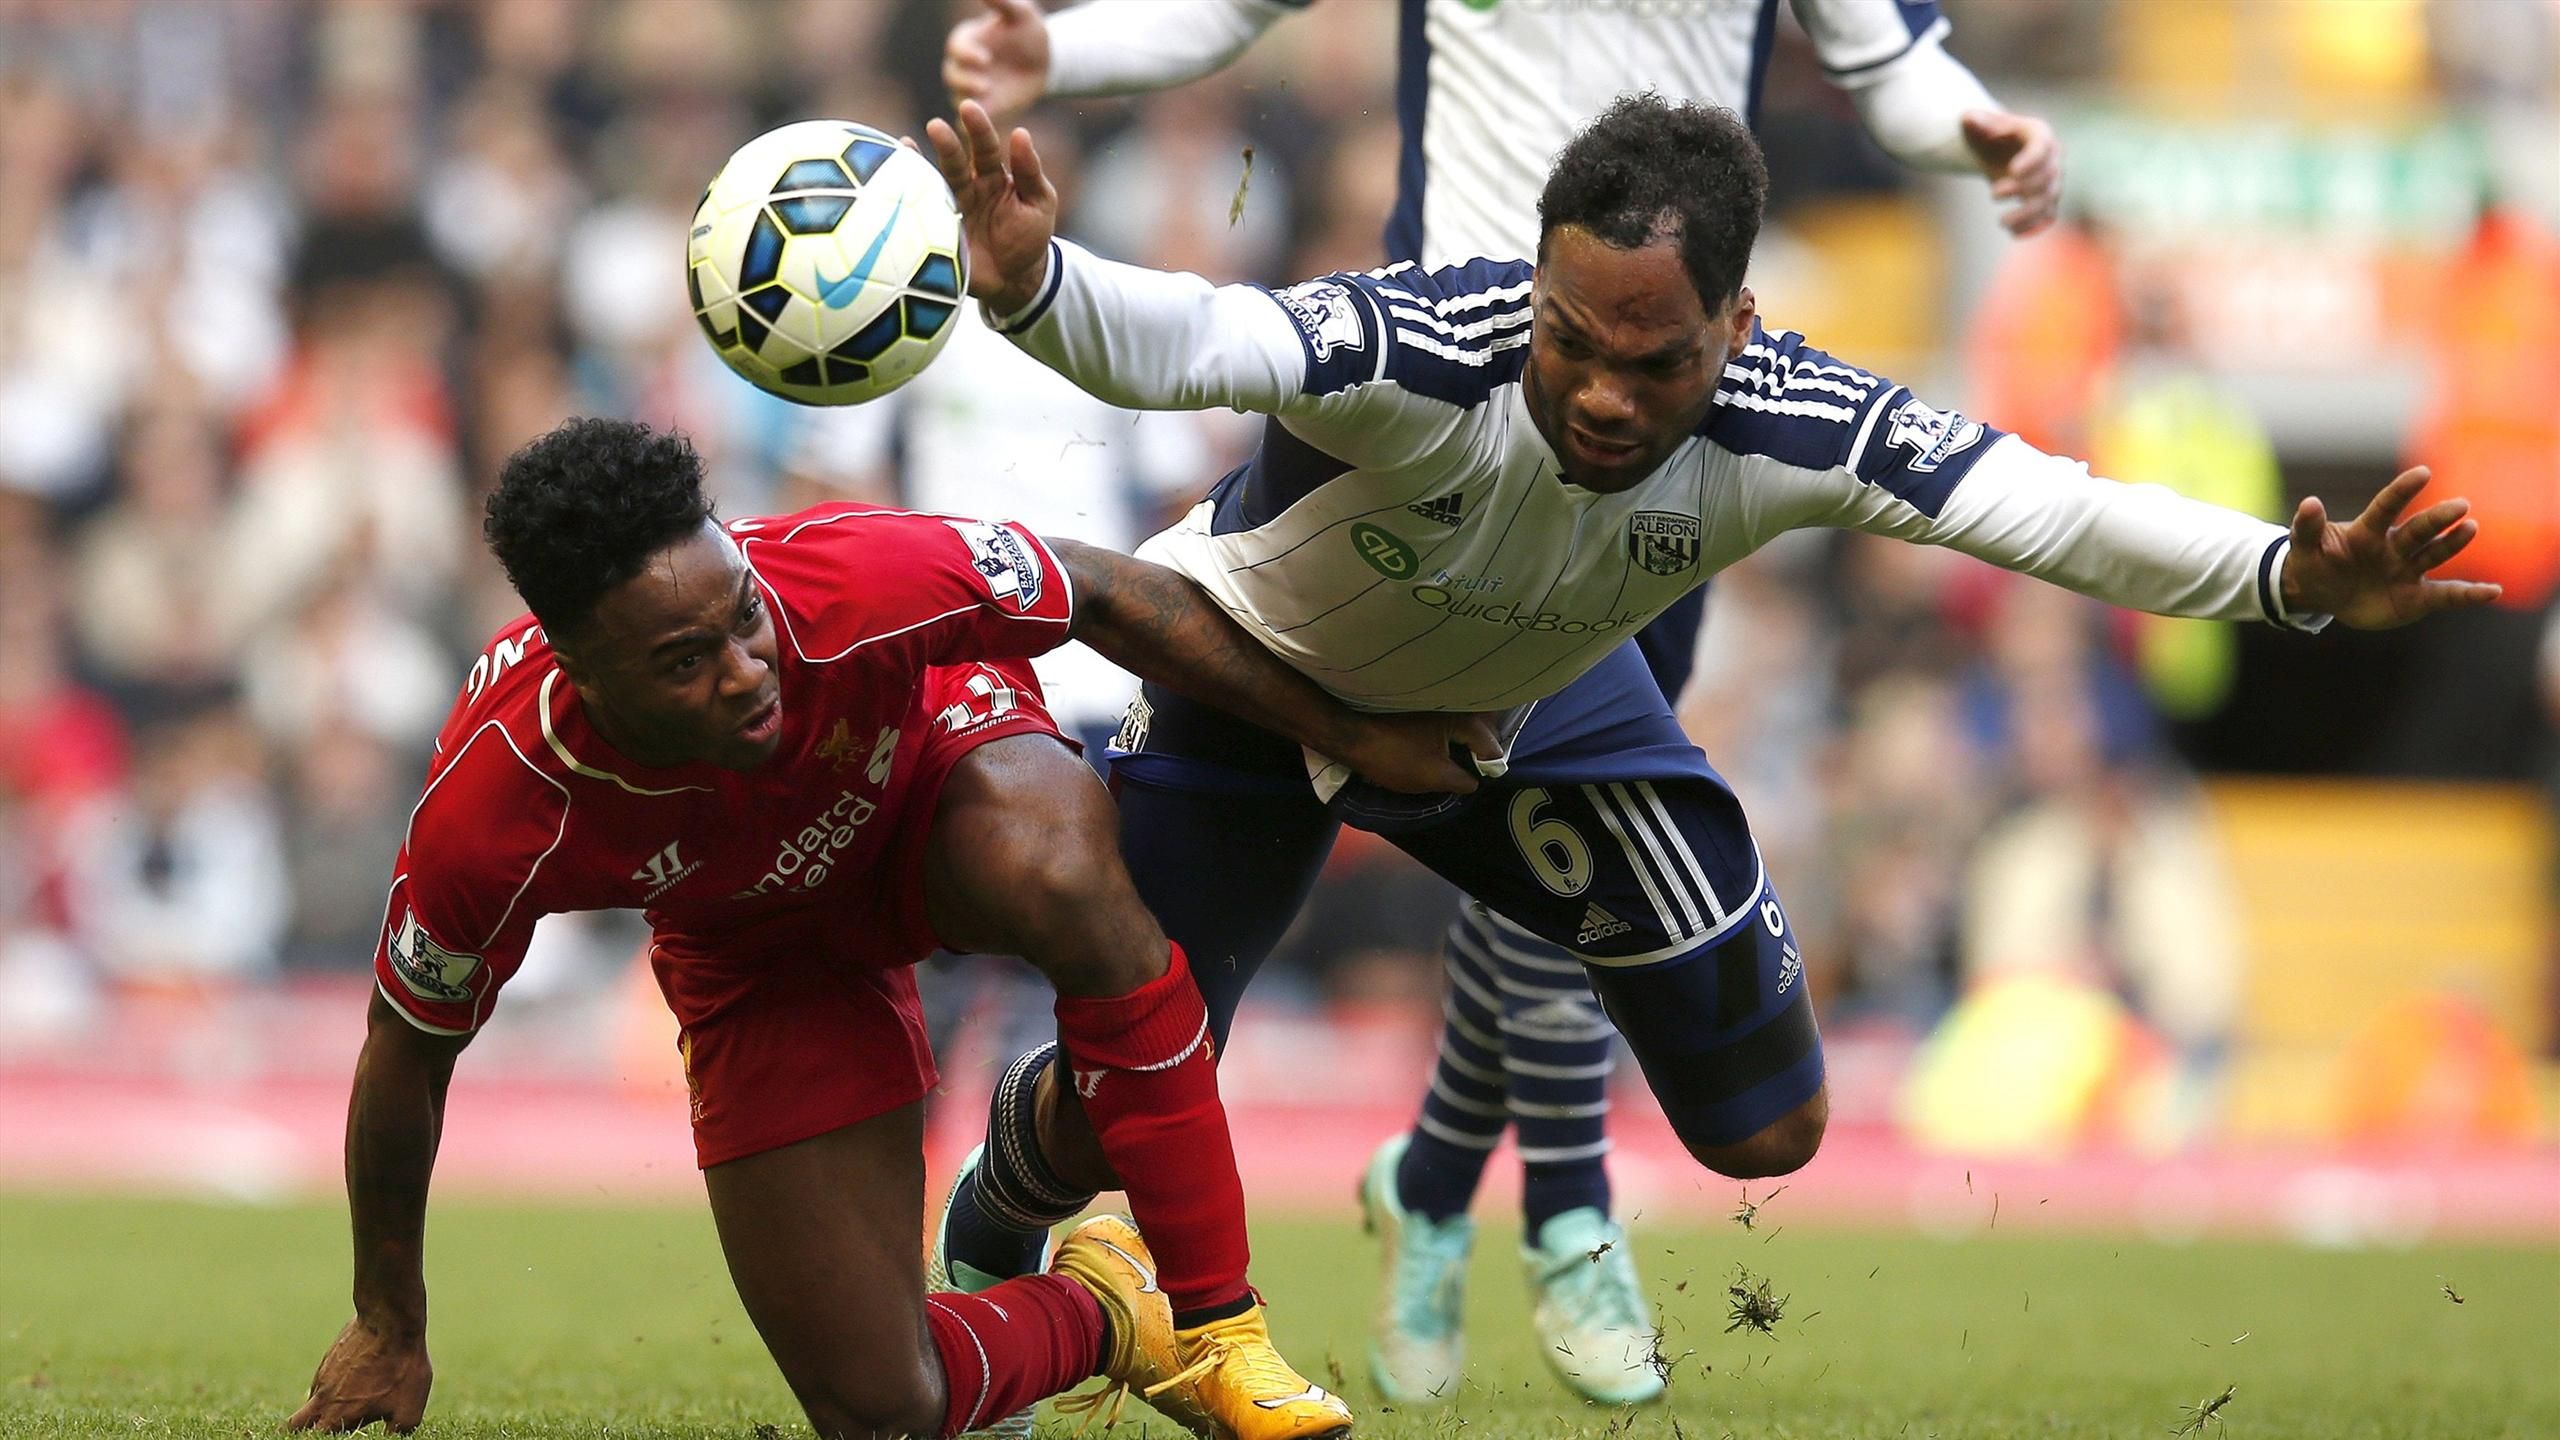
[1, 1192, 2550, 1438]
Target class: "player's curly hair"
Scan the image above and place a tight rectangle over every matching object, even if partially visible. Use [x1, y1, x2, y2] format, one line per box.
[483, 417, 717, 636]
[1537, 92, 1768, 312]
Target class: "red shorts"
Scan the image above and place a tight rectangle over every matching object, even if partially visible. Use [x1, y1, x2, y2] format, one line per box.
[654, 658, 1070, 1168]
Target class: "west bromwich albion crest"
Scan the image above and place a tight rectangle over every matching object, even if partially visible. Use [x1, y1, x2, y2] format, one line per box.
[1628, 511, 1701, 576]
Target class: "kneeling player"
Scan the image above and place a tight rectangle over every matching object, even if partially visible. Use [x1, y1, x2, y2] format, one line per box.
[286, 419, 1492, 1439]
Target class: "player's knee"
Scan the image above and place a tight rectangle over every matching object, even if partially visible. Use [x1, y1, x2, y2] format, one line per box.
[795, 1371, 943, 1440]
[1682, 1088, 1827, 1179]
[1005, 845, 1164, 995]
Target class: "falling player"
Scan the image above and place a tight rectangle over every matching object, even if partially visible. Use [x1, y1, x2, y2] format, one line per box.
[284, 418, 1494, 1438]
[924, 89, 2497, 1413]
[946, 0, 2062, 1403]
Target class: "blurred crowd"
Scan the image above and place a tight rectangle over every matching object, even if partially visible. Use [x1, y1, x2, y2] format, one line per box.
[0, 0, 2551, 1101]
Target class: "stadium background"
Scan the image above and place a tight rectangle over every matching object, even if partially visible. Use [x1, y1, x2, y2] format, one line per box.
[0, 0, 2552, 1259]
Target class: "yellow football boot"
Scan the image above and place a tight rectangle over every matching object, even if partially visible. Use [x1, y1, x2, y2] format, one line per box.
[1153, 1304, 1355, 1440]
[1047, 1215, 1188, 1433]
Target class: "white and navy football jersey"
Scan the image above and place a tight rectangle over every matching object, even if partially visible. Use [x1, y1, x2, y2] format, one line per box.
[996, 239, 2317, 716]
[1361, 0, 1957, 268]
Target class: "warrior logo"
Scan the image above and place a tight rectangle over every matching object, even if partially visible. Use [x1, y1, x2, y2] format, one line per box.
[631, 841, 701, 901]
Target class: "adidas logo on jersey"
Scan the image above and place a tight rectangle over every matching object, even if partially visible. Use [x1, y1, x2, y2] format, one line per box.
[1406, 493, 1466, 525]
[1577, 902, 1633, 945]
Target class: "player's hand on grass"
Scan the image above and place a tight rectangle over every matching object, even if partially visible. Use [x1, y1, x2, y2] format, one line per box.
[1343, 711, 1505, 796]
[287, 1316, 431, 1434]
[927, 98, 1058, 316]
[1961, 109, 2062, 237]
[2279, 466, 2502, 629]
[946, 0, 1051, 127]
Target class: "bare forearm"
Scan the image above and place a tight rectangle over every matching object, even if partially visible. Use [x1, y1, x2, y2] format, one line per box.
[344, 994, 461, 1337]
[1056, 539, 1358, 756]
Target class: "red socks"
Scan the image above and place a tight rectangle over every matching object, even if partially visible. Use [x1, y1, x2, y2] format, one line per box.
[1052, 943, 1253, 1315]
[923, 1273, 1103, 1439]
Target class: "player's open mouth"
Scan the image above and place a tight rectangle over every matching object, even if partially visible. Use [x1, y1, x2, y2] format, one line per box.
[736, 697, 782, 743]
[1569, 427, 1642, 464]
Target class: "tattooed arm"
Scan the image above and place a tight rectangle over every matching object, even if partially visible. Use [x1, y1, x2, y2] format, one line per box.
[1053, 539, 1495, 795]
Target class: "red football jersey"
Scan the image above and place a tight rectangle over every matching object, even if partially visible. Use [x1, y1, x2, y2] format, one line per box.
[372, 504, 1075, 1036]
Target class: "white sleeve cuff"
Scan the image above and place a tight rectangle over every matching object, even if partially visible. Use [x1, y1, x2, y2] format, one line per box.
[2257, 536, 2333, 634]
[1841, 33, 2001, 174]
[1047, 0, 1295, 97]
[986, 237, 1307, 414]
[985, 238, 1069, 336]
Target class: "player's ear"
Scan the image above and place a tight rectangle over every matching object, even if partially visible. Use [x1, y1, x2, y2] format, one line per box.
[548, 629, 595, 690]
[1723, 287, 1756, 360]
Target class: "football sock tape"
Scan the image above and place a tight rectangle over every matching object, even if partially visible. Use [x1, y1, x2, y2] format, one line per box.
[978, 1042, 1093, 1233]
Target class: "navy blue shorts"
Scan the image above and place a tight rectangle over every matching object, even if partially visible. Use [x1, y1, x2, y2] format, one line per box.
[1109, 640, 1821, 1149]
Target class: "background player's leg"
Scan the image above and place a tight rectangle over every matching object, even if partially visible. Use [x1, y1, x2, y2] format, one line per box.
[1392, 907, 1511, 1219]
[1393, 905, 1616, 1231]
[703, 1101, 1104, 1439]
[1482, 908, 1619, 1231]
[925, 734, 1252, 1320]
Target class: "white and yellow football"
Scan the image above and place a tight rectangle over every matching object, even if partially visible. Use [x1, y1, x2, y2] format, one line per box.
[687, 120, 967, 406]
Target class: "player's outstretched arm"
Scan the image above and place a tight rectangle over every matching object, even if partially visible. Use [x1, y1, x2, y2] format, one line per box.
[1799, 0, 2061, 236]
[928, 99, 1059, 317]
[946, 0, 1292, 124]
[1053, 538, 1499, 794]
[928, 100, 1314, 421]
[944, 0, 1052, 125]
[287, 990, 469, 1434]
[2279, 466, 2501, 628]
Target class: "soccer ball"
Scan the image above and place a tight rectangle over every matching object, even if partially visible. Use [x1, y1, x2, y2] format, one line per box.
[688, 120, 968, 406]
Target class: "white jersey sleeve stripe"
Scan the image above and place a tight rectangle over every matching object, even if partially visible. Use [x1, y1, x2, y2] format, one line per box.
[1843, 383, 1900, 474]
[1391, 327, 1532, 366]
[1721, 391, 1860, 424]
[1387, 278, 1536, 316]
[1386, 303, 1533, 342]
[1723, 365, 1875, 404]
